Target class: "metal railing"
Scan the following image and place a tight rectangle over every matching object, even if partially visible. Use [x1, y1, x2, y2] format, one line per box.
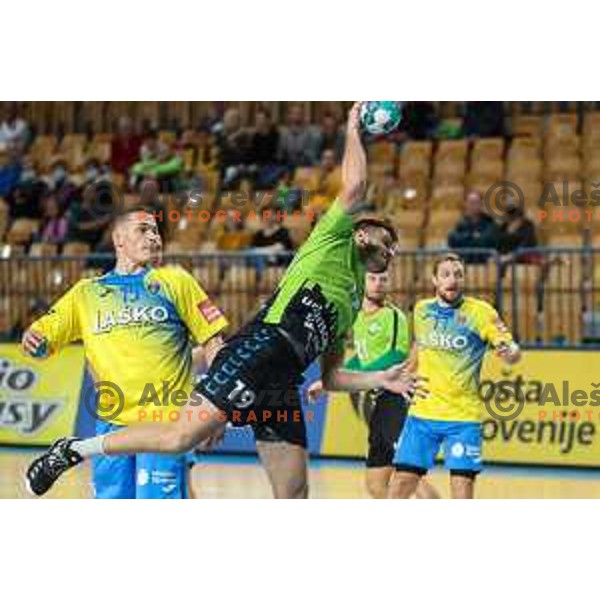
[0, 247, 598, 348]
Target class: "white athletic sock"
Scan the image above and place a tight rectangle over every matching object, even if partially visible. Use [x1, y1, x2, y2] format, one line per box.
[72, 435, 107, 458]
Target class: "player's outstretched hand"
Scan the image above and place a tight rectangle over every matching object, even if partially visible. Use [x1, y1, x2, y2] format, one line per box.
[380, 364, 428, 401]
[21, 329, 49, 359]
[306, 380, 325, 404]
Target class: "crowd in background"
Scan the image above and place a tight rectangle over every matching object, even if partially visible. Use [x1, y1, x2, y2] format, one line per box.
[0, 101, 541, 256]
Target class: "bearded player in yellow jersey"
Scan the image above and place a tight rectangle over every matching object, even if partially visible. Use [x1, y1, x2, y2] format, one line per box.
[389, 253, 521, 499]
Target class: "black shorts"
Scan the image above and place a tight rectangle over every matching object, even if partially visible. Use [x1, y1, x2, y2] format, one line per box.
[195, 320, 308, 448]
[366, 392, 408, 468]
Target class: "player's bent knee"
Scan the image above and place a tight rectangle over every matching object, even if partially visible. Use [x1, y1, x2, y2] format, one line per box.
[366, 474, 389, 499]
[388, 468, 424, 499]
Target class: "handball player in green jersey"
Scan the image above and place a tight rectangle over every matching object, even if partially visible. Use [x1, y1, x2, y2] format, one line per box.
[27, 103, 424, 499]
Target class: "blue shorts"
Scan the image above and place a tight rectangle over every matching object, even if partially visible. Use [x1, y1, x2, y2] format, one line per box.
[393, 416, 482, 474]
[91, 421, 189, 499]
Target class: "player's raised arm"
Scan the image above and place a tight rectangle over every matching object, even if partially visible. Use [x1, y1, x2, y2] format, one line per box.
[339, 102, 368, 213]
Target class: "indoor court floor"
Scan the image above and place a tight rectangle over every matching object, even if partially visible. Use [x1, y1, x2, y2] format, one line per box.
[2, 449, 600, 499]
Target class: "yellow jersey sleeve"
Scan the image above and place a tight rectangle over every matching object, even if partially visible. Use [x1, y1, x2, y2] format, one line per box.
[157, 267, 228, 344]
[29, 281, 84, 351]
[477, 303, 513, 348]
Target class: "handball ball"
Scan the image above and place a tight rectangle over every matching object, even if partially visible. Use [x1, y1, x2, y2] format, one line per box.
[359, 101, 403, 137]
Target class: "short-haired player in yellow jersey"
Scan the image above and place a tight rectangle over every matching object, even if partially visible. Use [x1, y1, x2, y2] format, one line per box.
[389, 253, 521, 499]
[22, 206, 228, 498]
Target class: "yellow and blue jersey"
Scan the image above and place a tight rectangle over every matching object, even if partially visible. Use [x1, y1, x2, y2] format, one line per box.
[410, 296, 513, 423]
[31, 265, 228, 426]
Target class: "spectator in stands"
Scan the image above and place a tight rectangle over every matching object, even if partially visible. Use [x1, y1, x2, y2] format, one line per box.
[83, 157, 104, 186]
[250, 207, 294, 265]
[8, 156, 47, 221]
[0, 143, 22, 198]
[216, 108, 249, 190]
[399, 102, 438, 140]
[67, 181, 113, 249]
[273, 169, 303, 213]
[0, 102, 29, 152]
[246, 108, 281, 188]
[497, 203, 538, 264]
[111, 116, 142, 176]
[46, 157, 79, 209]
[306, 148, 343, 212]
[463, 102, 505, 138]
[278, 103, 320, 167]
[448, 190, 500, 263]
[38, 193, 68, 246]
[131, 137, 183, 192]
[151, 144, 184, 192]
[215, 209, 252, 251]
[317, 112, 344, 161]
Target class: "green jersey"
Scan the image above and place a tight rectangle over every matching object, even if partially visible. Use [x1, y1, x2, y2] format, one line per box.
[346, 304, 410, 372]
[263, 199, 366, 363]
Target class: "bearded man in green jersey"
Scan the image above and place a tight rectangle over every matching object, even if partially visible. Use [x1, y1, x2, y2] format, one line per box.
[27, 102, 423, 499]
[309, 270, 439, 499]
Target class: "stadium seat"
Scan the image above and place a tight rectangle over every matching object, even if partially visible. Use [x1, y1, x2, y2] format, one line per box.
[192, 262, 221, 294]
[29, 243, 58, 257]
[506, 158, 543, 181]
[436, 140, 468, 161]
[423, 230, 451, 249]
[432, 158, 465, 185]
[509, 136, 542, 159]
[393, 208, 425, 230]
[216, 291, 253, 333]
[547, 114, 578, 138]
[512, 115, 543, 137]
[544, 156, 581, 181]
[543, 291, 583, 345]
[428, 209, 462, 231]
[545, 231, 584, 247]
[62, 242, 92, 256]
[258, 266, 286, 293]
[5, 219, 39, 245]
[501, 287, 540, 344]
[401, 141, 433, 163]
[465, 261, 498, 293]
[368, 141, 397, 165]
[471, 138, 504, 162]
[0, 197, 9, 241]
[467, 159, 504, 185]
[504, 263, 542, 293]
[429, 183, 465, 210]
[544, 254, 583, 290]
[221, 264, 258, 292]
[395, 231, 421, 251]
[399, 156, 430, 181]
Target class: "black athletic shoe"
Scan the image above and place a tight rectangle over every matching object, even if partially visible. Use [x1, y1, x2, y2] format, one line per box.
[26, 437, 84, 496]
